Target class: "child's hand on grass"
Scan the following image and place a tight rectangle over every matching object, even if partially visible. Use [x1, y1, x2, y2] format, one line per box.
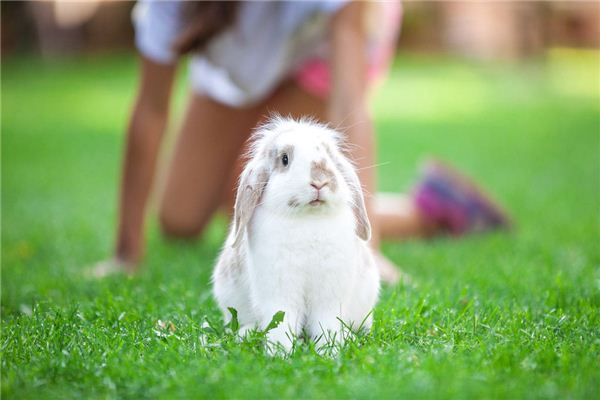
[87, 257, 135, 278]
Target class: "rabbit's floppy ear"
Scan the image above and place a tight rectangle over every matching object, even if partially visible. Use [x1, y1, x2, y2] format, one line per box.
[328, 146, 372, 241]
[232, 161, 269, 248]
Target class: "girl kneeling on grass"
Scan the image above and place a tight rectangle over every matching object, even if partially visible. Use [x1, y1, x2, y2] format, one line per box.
[95, 1, 510, 282]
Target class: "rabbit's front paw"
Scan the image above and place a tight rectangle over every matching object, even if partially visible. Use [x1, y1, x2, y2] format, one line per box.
[235, 324, 255, 341]
[265, 326, 294, 356]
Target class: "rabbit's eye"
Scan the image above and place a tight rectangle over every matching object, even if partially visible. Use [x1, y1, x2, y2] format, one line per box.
[281, 153, 289, 167]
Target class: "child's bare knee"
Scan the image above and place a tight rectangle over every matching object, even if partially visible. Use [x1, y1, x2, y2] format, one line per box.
[159, 209, 202, 239]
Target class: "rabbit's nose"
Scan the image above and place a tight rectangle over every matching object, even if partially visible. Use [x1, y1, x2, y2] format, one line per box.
[311, 181, 328, 190]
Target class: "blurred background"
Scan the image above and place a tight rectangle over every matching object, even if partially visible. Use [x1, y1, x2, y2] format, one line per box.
[1, 1, 598, 244]
[2, 3, 599, 397]
[2, 1, 598, 59]
[1, 0, 599, 258]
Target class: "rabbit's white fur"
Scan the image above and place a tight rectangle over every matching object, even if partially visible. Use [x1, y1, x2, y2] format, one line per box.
[212, 117, 379, 353]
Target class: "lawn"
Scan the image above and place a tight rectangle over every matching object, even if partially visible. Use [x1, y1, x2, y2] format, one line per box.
[2, 49, 599, 399]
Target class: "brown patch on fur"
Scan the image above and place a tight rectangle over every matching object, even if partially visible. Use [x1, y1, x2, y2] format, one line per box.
[272, 144, 295, 172]
[310, 159, 338, 192]
[323, 143, 371, 241]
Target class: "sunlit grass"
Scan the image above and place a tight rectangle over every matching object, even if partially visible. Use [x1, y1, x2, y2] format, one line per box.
[2, 50, 599, 399]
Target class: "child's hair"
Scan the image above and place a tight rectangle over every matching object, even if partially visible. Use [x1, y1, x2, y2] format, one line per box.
[172, 1, 240, 56]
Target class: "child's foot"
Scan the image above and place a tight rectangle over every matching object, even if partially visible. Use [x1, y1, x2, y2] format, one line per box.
[413, 159, 512, 236]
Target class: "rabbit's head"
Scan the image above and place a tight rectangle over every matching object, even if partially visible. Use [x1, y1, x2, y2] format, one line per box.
[232, 117, 371, 247]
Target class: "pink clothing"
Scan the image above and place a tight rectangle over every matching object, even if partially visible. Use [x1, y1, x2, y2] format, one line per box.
[295, 1, 402, 99]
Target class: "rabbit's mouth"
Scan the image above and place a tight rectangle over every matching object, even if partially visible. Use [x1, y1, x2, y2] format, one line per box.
[309, 199, 325, 207]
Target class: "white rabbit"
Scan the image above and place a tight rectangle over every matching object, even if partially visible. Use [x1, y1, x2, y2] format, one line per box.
[212, 117, 380, 353]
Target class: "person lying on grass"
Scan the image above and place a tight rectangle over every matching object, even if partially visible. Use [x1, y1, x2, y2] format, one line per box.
[94, 1, 510, 282]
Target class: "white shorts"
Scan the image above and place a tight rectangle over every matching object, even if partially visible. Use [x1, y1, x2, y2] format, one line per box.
[134, 0, 347, 107]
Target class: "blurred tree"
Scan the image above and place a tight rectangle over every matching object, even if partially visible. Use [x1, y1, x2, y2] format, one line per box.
[399, 1, 598, 60]
[1, 1, 134, 59]
[1, 1, 597, 60]
[1, 2, 38, 56]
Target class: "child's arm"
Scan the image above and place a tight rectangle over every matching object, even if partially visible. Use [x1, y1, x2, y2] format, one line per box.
[328, 2, 379, 246]
[116, 57, 176, 269]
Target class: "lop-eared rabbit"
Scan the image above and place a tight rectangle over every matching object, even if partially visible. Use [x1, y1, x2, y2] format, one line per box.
[213, 117, 379, 353]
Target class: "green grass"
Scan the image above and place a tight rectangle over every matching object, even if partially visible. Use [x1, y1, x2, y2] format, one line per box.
[2, 49, 599, 399]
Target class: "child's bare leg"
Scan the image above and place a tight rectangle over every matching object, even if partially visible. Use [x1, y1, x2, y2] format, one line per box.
[159, 94, 261, 238]
[375, 193, 434, 239]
